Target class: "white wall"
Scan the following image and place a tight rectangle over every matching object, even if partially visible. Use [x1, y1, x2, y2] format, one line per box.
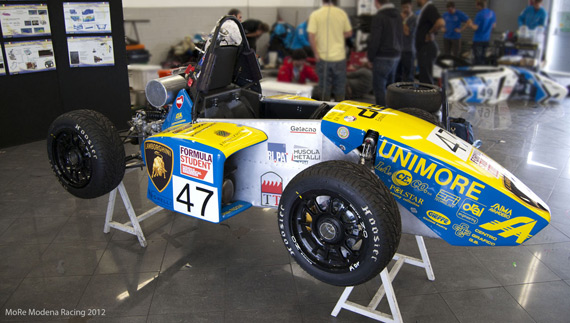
[123, 0, 356, 8]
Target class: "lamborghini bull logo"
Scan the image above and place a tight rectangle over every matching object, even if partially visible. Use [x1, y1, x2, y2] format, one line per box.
[144, 141, 173, 192]
[152, 153, 167, 179]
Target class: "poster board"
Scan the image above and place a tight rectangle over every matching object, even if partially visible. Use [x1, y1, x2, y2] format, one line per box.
[67, 35, 114, 67]
[0, 4, 51, 37]
[4, 39, 56, 74]
[63, 2, 111, 34]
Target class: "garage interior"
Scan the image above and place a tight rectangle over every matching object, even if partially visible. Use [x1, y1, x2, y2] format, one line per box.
[1, 0, 570, 322]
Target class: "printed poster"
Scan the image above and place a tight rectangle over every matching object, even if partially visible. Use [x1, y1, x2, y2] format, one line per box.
[0, 50, 5, 76]
[0, 4, 51, 37]
[63, 2, 111, 34]
[5, 40, 56, 74]
[67, 36, 114, 67]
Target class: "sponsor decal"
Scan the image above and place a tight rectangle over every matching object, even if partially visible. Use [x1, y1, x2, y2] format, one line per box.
[268, 143, 288, 163]
[392, 170, 413, 186]
[459, 199, 486, 217]
[410, 179, 431, 195]
[292, 145, 321, 164]
[144, 141, 173, 192]
[337, 126, 349, 139]
[435, 190, 461, 207]
[179, 146, 214, 183]
[219, 129, 250, 147]
[453, 223, 471, 238]
[290, 125, 317, 134]
[344, 115, 357, 122]
[261, 172, 282, 207]
[175, 112, 183, 120]
[378, 140, 486, 201]
[176, 95, 184, 109]
[215, 130, 231, 137]
[375, 161, 393, 176]
[479, 217, 537, 244]
[489, 203, 512, 219]
[471, 229, 497, 246]
[425, 210, 451, 226]
[457, 212, 478, 224]
[389, 184, 424, 207]
[470, 150, 500, 178]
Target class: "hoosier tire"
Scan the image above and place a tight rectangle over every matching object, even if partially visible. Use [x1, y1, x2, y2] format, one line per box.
[278, 160, 401, 286]
[386, 82, 442, 113]
[47, 109, 125, 199]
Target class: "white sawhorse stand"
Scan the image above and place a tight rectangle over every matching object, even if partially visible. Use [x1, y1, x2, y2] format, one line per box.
[103, 179, 163, 247]
[331, 235, 435, 323]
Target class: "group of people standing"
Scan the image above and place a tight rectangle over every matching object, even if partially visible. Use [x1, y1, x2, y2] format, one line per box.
[229, 0, 549, 107]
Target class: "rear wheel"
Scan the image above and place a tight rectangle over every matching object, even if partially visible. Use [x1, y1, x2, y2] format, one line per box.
[47, 109, 125, 199]
[386, 82, 442, 113]
[278, 160, 401, 286]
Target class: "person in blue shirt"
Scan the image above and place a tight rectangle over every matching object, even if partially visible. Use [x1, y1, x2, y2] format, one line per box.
[467, 0, 496, 65]
[289, 21, 313, 56]
[518, 0, 547, 30]
[442, 1, 471, 57]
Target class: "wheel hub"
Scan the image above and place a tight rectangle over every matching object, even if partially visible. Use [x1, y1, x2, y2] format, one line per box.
[318, 218, 343, 243]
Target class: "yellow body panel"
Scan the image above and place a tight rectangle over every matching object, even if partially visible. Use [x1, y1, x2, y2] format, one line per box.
[159, 122, 268, 158]
[324, 101, 550, 223]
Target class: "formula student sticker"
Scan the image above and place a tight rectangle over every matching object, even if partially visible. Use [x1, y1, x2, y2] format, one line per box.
[180, 146, 214, 183]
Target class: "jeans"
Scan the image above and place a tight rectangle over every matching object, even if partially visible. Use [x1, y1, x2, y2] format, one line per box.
[472, 41, 489, 65]
[316, 60, 347, 101]
[372, 57, 400, 106]
[443, 38, 461, 57]
[396, 51, 415, 82]
[417, 41, 438, 85]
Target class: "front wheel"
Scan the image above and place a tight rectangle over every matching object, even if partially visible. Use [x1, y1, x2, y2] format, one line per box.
[47, 109, 125, 199]
[278, 161, 401, 286]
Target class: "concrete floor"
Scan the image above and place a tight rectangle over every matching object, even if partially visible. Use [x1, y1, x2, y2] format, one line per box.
[1, 99, 570, 322]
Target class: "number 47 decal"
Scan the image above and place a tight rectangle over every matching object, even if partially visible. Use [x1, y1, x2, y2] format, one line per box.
[173, 176, 220, 223]
[427, 127, 473, 161]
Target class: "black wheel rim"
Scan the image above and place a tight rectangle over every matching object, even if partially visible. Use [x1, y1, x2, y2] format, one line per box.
[290, 190, 367, 273]
[51, 129, 92, 188]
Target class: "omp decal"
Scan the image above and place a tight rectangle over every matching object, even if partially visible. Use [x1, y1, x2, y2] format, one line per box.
[490, 203, 512, 219]
[179, 146, 213, 184]
[292, 145, 321, 164]
[290, 125, 317, 134]
[337, 126, 349, 139]
[175, 95, 184, 109]
[426, 211, 451, 226]
[378, 140, 485, 201]
[267, 143, 287, 163]
[453, 223, 471, 238]
[261, 172, 282, 207]
[392, 170, 413, 186]
[435, 190, 461, 207]
[172, 175, 219, 223]
[479, 217, 536, 244]
[427, 127, 472, 161]
[144, 141, 173, 192]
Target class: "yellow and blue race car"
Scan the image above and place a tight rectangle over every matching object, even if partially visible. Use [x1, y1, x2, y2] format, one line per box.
[47, 16, 550, 287]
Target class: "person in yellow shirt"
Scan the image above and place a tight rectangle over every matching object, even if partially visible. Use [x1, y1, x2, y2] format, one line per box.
[308, 0, 352, 101]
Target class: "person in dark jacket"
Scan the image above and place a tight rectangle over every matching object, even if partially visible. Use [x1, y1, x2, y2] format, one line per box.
[415, 0, 445, 84]
[396, 0, 417, 82]
[242, 19, 269, 51]
[368, 0, 403, 106]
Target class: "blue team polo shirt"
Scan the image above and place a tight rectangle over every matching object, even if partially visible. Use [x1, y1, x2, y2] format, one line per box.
[443, 10, 469, 39]
[518, 6, 547, 30]
[473, 8, 496, 42]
